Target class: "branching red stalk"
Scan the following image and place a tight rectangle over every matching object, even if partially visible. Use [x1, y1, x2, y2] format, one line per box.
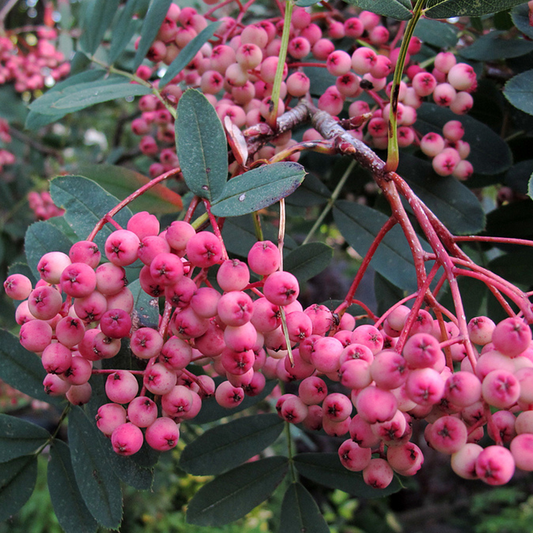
[87, 167, 181, 241]
[203, 199, 229, 261]
[334, 216, 397, 317]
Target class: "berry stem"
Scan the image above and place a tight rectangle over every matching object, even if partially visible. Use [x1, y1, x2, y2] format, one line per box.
[203, 199, 229, 261]
[86, 167, 181, 241]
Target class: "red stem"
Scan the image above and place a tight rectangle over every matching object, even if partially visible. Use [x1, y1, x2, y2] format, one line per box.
[87, 167, 181, 241]
[203, 199, 229, 261]
[337, 216, 397, 314]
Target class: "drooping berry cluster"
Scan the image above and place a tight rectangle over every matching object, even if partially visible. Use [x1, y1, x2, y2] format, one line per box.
[0, 29, 70, 93]
[28, 190, 65, 220]
[128, 4, 476, 179]
[5, 208, 533, 488]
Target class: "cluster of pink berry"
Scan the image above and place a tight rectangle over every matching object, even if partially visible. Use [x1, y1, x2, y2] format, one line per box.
[3, 211, 299, 455]
[0, 28, 70, 93]
[129, 4, 476, 178]
[276, 311, 533, 488]
[5, 209, 533, 488]
[0, 118, 15, 173]
[28, 190, 65, 220]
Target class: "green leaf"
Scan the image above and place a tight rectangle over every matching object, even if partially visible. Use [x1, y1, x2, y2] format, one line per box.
[294, 453, 402, 498]
[485, 200, 533, 241]
[342, 0, 412, 20]
[48, 440, 98, 533]
[0, 455, 38, 522]
[80, 0, 121, 55]
[504, 70, 533, 116]
[425, 0, 527, 18]
[211, 162, 307, 217]
[284, 242, 333, 283]
[50, 175, 133, 251]
[286, 172, 331, 207]
[186, 456, 288, 526]
[24, 220, 74, 280]
[26, 70, 106, 128]
[304, 66, 337, 99]
[295, 0, 321, 6]
[0, 330, 64, 406]
[489, 247, 533, 286]
[176, 89, 228, 202]
[505, 160, 533, 195]
[133, 0, 173, 70]
[46, 78, 152, 111]
[280, 482, 330, 533]
[512, 3, 533, 39]
[129, 279, 160, 329]
[160, 21, 222, 88]
[416, 103, 512, 175]
[109, 0, 143, 63]
[68, 406, 123, 529]
[413, 18, 458, 48]
[192, 379, 276, 425]
[397, 153, 485, 235]
[333, 200, 423, 293]
[77, 163, 182, 214]
[0, 414, 50, 463]
[459, 31, 533, 61]
[180, 414, 284, 476]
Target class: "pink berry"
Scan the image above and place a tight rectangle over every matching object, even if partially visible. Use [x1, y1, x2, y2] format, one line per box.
[111, 422, 144, 456]
[475, 445, 515, 485]
[4, 274, 32, 300]
[145, 417, 180, 451]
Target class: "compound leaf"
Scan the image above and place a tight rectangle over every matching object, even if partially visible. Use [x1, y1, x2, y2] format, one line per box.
[186, 456, 288, 526]
[180, 414, 284, 476]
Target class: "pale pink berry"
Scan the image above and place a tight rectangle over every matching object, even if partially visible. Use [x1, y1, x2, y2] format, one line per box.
[145, 417, 180, 451]
[105, 370, 139, 404]
[475, 445, 515, 485]
[111, 422, 144, 456]
[363, 458, 394, 489]
[105, 230, 140, 266]
[451, 443, 483, 479]
[338, 439, 372, 472]
[37, 251, 71, 284]
[4, 274, 32, 300]
[492, 317, 532, 357]
[96, 403, 127, 436]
